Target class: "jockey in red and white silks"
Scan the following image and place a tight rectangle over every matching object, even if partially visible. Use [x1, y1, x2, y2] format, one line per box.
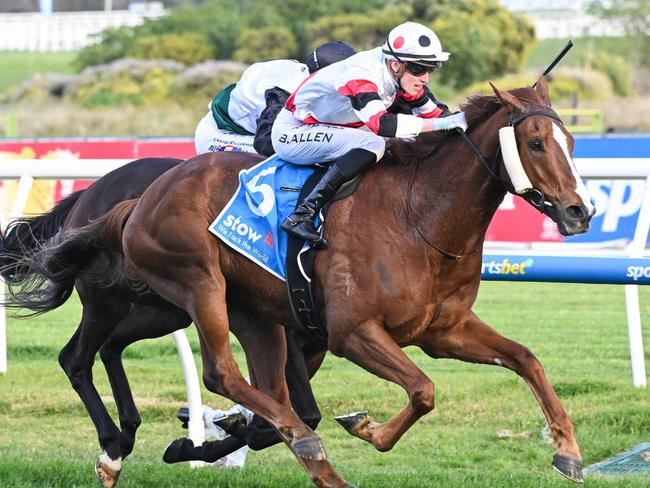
[195, 42, 356, 156]
[273, 22, 469, 244]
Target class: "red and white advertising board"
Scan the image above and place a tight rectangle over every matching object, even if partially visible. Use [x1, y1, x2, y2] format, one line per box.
[0, 139, 195, 214]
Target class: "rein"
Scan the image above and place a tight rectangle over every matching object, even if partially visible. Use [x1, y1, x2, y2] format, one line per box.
[457, 130, 503, 184]
[405, 158, 482, 261]
[459, 109, 563, 209]
[406, 107, 563, 261]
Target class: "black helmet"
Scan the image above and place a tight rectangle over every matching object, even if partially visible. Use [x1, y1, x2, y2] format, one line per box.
[305, 41, 356, 74]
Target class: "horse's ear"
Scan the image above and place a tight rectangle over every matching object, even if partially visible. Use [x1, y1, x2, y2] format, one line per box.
[534, 76, 551, 106]
[489, 82, 524, 112]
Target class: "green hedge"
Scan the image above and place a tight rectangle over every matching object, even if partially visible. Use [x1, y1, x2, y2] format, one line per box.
[127, 33, 215, 66]
[233, 27, 298, 63]
[69, 59, 184, 108]
[171, 61, 247, 110]
[591, 52, 633, 96]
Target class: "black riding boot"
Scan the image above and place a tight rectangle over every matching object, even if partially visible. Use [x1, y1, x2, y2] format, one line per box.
[281, 148, 377, 243]
[281, 164, 347, 242]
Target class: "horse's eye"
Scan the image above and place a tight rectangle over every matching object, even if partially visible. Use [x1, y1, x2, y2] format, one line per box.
[528, 139, 543, 152]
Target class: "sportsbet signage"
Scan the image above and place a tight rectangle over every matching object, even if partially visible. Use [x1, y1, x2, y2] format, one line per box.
[481, 258, 534, 276]
[481, 254, 650, 285]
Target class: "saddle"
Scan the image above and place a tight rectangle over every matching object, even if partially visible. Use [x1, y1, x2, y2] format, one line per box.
[208, 155, 358, 338]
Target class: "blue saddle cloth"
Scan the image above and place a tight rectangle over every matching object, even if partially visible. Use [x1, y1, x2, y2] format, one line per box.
[209, 155, 316, 280]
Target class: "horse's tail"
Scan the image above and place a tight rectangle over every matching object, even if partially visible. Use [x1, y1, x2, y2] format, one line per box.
[3, 199, 138, 315]
[1, 189, 85, 284]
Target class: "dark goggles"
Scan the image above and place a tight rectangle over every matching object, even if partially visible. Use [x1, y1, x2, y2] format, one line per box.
[404, 61, 442, 76]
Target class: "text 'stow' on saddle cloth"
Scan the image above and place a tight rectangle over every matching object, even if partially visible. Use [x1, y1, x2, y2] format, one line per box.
[209, 155, 316, 280]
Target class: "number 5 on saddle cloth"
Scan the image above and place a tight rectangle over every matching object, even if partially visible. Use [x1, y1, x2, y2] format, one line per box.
[208, 155, 359, 337]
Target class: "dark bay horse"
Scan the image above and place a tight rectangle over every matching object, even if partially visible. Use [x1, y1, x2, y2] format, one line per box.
[1, 157, 326, 485]
[13, 78, 593, 487]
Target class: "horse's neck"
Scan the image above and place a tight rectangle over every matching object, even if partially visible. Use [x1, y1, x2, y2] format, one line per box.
[407, 114, 507, 255]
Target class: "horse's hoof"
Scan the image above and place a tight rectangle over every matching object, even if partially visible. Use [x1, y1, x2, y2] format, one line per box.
[162, 438, 194, 464]
[95, 456, 122, 488]
[292, 435, 327, 460]
[552, 454, 584, 483]
[334, 410, 368, 434]
[214, 412, 247, 434]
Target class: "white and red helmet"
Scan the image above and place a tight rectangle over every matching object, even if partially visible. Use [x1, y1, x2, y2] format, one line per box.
[382, 22, 449, 65]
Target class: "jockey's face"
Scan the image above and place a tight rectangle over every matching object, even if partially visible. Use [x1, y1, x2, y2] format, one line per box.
[400, 65, 429, 97]
[388, 59, 430, 97]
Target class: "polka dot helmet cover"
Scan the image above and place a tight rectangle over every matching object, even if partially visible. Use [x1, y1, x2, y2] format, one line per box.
[382, 21, 450, 64]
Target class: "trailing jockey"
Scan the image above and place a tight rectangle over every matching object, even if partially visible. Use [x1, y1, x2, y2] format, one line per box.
[195, 41, 356, 156]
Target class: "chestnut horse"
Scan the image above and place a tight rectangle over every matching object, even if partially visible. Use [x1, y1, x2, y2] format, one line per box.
[1, 158, 326, 481]
[25, 78, 594, 487]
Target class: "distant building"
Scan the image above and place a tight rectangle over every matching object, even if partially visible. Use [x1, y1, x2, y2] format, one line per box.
[500, 0, 624, 38]
[0, 2, 165, 52]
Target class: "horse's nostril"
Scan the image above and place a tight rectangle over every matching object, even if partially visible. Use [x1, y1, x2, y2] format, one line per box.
[566, 205, 587, 221]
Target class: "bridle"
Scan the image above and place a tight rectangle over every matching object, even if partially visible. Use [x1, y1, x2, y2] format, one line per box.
[458, 108, 564, 210]
[406, 104, 565, 261]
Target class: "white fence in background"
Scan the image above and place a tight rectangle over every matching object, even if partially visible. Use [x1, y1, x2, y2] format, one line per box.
[527, 11, 624, 39]
[0, 7, 165, 52]
[500, 0, 624, 38]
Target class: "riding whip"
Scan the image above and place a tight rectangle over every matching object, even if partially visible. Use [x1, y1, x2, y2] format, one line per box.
[533, 40, 574, 87]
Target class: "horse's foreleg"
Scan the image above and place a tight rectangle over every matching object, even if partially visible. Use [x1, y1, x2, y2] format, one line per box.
[194, 296, 314, 449]
[225, 326, 324, 450]
[189, 288, 352, 488]
[331, 319, 435, 452]
[99, 301, 190, 458]
[416, 312, 582, 483]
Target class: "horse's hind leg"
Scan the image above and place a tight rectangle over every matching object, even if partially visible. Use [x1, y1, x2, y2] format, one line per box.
[287, 329, 326, 431]
[417, 312, 582, 483]
[99, 300, 191, 458]
[330, 319, 435, 452]
[58, 291, 130, 487]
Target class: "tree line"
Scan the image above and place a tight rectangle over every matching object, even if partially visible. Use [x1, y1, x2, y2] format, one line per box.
[75, 0, 536, 90]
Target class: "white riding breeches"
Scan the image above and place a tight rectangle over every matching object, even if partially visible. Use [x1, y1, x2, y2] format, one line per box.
[271, 108, 386, 165]
[194, 111, 258, 155]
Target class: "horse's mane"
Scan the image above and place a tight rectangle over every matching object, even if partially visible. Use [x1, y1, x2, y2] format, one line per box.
[387, 86, 538, 165]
